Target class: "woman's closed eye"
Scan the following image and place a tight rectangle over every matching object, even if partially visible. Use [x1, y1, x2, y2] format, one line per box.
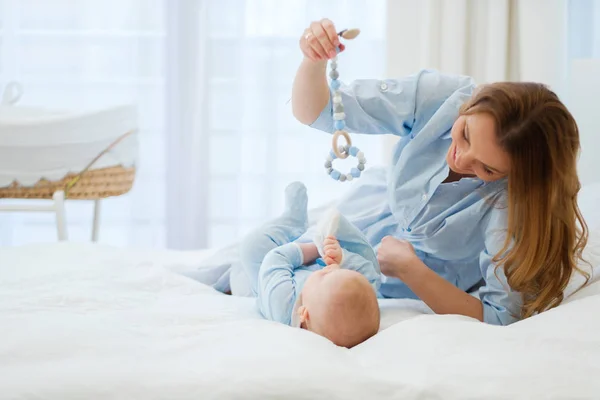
[482, 165, 494, 176]
[462, 125, 470, 143]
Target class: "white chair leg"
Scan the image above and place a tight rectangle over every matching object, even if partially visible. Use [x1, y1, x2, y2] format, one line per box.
[91, 199, 101, 242]
[53, 190, 68, 241]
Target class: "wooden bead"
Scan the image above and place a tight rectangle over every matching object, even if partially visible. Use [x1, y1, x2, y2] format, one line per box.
[339, 28, 361, 40]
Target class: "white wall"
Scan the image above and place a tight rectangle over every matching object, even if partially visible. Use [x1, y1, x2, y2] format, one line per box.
[570, 60, 600, 186]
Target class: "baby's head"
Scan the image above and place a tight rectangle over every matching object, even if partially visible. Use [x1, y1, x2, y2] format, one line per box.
[297, 265, 380, 348]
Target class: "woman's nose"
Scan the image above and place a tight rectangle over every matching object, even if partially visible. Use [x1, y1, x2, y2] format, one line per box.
[456, 149, 474, 170]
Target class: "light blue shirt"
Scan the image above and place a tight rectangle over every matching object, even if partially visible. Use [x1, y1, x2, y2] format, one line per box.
[309, 69, 522, 326]
[257, 243, 380, 325]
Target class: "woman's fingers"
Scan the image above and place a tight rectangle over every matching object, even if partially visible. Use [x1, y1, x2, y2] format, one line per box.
[299, 19, 344, 61]
[320, 18, 340, 49]
[300, 28, 320, 61]
[307, 22, 329, 59]
[310, 20, 338, 59]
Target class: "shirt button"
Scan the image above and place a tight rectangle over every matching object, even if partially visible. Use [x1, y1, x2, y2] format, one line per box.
[379, 81, 388, 92]
[421, 193, 427, 201]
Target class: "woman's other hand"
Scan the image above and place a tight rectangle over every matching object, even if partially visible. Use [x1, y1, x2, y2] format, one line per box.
[377, 236, 420, 279]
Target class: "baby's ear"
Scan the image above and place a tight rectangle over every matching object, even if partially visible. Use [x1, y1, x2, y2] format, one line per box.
[297, 305, 309, 324]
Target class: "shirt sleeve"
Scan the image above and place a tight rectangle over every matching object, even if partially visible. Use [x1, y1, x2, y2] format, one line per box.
[309, 69, 475, 137]
[478, 207, 523, 326]
[340, 248, 381, 293]
[257, 243, 303, 325]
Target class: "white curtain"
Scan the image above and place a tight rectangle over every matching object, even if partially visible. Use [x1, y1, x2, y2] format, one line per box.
[165, 0, 388, 250]
[386, 0, 570, 86]
[0, 0, 387, 249]
[386, 0, 516, 84]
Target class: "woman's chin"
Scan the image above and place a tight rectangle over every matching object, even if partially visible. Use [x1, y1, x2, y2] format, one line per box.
[446, 158, 467, 176]
[449, 164, 466, 175]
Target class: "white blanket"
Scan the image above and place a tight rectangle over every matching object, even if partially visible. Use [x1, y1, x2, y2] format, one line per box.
[1, 241, 600, 399]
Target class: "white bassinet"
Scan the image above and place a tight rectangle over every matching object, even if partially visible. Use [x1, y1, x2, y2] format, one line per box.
[0, 82, 138, 241]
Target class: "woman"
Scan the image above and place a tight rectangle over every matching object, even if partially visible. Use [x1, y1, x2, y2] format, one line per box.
[293, 19, 589, 325]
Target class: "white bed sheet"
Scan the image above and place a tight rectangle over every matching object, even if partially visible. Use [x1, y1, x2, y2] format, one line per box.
[2, 183, 600, 399]
[1, 240, 600, 400]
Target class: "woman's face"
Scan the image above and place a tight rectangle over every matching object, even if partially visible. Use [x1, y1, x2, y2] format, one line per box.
[446, 113, 511, 182]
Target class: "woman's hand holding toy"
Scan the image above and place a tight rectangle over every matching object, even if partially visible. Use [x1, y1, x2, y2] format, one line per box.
[300, 19, 344, 62]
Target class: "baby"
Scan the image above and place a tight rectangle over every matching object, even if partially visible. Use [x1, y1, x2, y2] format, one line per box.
[238, 182, 380, 348]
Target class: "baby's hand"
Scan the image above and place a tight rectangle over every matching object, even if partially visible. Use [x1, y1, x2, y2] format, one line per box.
[323, 235, 343, 266]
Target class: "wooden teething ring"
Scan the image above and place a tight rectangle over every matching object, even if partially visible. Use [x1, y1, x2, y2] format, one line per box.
[332, 130, 351, 159]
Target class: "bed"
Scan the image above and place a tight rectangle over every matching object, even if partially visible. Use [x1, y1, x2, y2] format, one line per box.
[2, 183, 600, 399]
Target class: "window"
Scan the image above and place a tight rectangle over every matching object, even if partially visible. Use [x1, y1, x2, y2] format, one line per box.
[0, 0, 387, 249]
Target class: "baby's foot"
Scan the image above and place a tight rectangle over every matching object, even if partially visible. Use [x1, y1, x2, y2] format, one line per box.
[283, 182, 309, 232]
[323, 235, 343, 266]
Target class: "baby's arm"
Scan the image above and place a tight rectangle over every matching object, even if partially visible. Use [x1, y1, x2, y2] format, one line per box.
[257, 243, 305, 325]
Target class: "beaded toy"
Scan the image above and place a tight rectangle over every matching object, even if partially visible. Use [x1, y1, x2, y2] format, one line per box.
[325, 28, 366, 183]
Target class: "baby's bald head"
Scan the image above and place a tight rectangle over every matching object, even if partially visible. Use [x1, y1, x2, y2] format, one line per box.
[300, 268, 380, 348]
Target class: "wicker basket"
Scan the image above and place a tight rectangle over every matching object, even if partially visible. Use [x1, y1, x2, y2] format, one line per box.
[0, 165, 136, 200]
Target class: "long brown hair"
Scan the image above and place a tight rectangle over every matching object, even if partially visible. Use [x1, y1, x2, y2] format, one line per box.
[461, 82, 589, 319]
